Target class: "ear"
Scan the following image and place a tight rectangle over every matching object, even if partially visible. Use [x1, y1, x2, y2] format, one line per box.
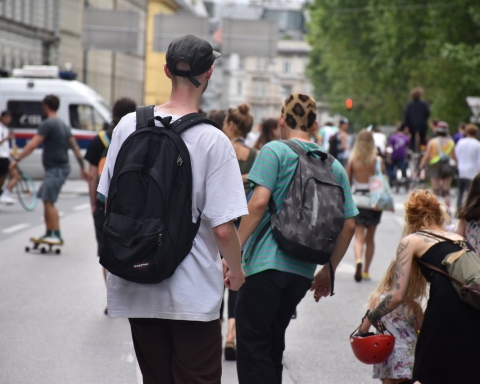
[205, 65, 214, 81]
[310, 121, 319, 134]
[278, 115, 285, 128]
[164, 64, 172, 79]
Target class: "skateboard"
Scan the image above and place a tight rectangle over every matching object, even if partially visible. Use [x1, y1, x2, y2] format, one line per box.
[25, 237, 62, 255]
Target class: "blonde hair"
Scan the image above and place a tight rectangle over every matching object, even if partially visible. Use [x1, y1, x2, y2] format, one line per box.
[350, 129, 376, 165]
[368, 259, 428, 318]
[405, 189, 449, 234]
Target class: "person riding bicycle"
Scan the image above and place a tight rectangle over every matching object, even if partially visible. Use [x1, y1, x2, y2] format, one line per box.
[9, 95, 87, 244]
[0, 110, 20, 205]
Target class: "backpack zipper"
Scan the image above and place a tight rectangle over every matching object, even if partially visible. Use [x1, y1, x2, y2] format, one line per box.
[177, 154, 183, 166]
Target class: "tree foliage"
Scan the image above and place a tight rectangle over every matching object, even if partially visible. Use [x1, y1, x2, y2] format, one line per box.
[307, 0, 480, 128]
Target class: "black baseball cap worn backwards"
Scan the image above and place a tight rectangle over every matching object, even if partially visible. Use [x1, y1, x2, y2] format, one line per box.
[166, 34, 221, 88]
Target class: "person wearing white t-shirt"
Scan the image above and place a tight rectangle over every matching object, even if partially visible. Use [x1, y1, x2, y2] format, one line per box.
[455, 124, 480, 212]
[0, 111, 20, 205]
[318, 117, 338, 152]
[97, 35, 247, 383]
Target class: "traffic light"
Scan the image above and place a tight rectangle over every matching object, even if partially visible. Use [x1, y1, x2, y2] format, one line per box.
[345, 98, 353, 110]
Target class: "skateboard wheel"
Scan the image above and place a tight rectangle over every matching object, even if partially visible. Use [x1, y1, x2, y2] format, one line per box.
[55, 249, 61, 255]
[25, 247, 30, 252]
[40, 247, 46, 254]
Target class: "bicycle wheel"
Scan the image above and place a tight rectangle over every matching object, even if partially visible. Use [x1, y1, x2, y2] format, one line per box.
[16, 171, 37, 211]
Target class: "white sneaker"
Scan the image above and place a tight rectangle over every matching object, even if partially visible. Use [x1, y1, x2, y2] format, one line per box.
[41, 236, 63, 245]
[0, 193, 15, 205]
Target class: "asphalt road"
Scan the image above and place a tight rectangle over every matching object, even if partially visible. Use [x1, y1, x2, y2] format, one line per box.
[0, 182, 455, 384]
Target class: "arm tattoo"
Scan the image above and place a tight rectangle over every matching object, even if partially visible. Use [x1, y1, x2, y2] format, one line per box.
[368, 240, 410, 323]
[368, 294, 393, 322]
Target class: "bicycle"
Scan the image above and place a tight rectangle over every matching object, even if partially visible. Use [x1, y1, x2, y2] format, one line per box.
[13, 165, 37, 211]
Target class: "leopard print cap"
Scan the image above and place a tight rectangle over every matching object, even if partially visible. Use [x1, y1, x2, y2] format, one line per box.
[281, 94, 317, 132]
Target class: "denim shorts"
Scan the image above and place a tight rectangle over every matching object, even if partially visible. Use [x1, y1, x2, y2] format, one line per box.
[38, 166, 70, 203]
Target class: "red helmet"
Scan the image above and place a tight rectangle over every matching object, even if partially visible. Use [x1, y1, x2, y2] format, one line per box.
[350, 325, 395, 365]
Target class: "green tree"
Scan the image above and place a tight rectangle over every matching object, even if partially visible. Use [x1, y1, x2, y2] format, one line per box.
[307, 0, 480, 128]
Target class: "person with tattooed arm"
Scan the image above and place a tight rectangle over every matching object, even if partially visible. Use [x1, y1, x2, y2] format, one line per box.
[363, 190, 480, 384]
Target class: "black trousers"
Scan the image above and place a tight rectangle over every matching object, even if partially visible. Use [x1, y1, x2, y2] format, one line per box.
[129, 318, 222, 384]
[457, 178, 472, 213]
[236, 269, 311, 384]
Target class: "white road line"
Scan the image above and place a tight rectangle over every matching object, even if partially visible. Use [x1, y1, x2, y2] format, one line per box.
[2, 223, 31, 234]
[336, 262, 356, 275]
[394, 202, 405, 211]
[73, 203, 90, 211]
[394, 217, 406, 228]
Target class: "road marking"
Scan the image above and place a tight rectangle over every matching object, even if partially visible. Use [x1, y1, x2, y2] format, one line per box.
[394, 202, 405, 211]
[336, 262, 356, 274]
[73, 203, 90, 211]
[2, 223, 31, 234]
[394, 217, 405, 228]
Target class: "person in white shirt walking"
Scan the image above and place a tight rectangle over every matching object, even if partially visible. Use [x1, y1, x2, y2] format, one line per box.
[455, 124, 480, 212]
[97, 35, 247, 383]
[0, 111, 20, 205]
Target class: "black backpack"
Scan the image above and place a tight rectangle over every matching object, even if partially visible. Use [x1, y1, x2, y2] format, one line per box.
[100, 105, 217, 284]
[328, 132, 340, 158]
[251, 140, 345, 294]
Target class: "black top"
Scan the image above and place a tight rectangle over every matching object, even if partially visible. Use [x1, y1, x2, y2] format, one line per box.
[404, 100, 430, 132]
[84, 130, 111, 167]
[412, 241, 480, 384]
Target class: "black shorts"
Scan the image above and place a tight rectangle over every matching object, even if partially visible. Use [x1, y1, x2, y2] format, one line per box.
[355, 208, 382, 228]
[0, 158, 9, 176]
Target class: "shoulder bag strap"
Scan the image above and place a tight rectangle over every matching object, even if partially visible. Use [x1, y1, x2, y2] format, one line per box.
[416, 258, 466, 288]
[375, 157, 382, 175]
[416, 230, 468, 248]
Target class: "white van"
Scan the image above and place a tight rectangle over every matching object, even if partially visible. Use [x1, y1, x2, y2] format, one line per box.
[0, 66, 111, 179]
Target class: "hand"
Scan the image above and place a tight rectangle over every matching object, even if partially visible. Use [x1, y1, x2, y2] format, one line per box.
[81, 168, 89, 181]
[222, 259, 228, 279]
[310, 266, 332, 302]
[224, 269, 245, 291]
[8, 160, 17, 171]
[8, 131, 15, 140]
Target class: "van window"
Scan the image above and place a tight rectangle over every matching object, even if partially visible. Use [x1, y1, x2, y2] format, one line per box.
[7, 101, 44, 128]
[69, 104, 107, 131]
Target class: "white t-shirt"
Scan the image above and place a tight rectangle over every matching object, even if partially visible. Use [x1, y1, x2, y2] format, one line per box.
[97, 111, 248, 321]
[0, 122, 10, 158]
[319, 125, 339, 151]
[455, 137, 480, 180]
[373, 132, 387, 155]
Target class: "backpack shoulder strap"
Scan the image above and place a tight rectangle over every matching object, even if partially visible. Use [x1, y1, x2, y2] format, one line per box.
[282, 139, 329, 161]
[98, 130, 111, 148]
[416, 258, 466, 288]
[136, 105, 155, 131]
[168, 113, 219, 134]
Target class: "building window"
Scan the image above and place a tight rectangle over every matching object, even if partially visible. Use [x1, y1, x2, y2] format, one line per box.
[237, 81, 243, 96]
[254, 81, 267, 97]
[283, 59, 292, 74]
[256, 58, 267, 71]
[280, 84, 292, 100]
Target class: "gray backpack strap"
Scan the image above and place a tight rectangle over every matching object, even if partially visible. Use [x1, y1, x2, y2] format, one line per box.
[135, 105, 155, 131]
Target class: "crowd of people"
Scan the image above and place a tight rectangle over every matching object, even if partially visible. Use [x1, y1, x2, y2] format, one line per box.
[1, 34, 479, 384]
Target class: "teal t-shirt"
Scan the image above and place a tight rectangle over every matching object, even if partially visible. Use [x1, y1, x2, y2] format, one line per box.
[243, 139, 359, 279]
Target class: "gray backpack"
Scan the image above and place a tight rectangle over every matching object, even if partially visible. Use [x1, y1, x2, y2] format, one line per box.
[251, 140, 345, 294]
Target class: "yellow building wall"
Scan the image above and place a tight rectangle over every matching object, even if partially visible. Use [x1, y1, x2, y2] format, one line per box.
[144, 0, 178, 105]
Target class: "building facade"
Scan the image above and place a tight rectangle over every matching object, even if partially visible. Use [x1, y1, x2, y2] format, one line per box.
[0, 0, 147, 106]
